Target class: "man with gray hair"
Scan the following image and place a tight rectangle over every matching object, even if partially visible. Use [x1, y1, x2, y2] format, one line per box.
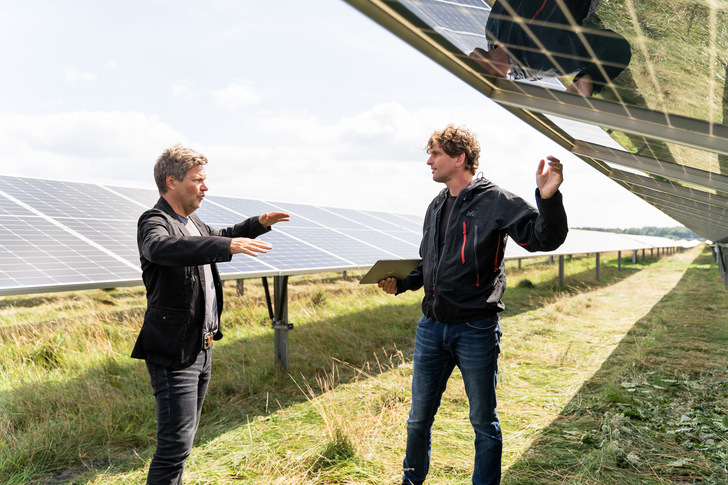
[132, 144, 289, 484]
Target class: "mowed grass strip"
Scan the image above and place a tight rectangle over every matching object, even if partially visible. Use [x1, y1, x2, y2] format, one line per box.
[2, 245, 723, 484]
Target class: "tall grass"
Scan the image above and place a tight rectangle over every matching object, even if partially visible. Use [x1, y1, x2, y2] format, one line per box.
[1, 246, 724, 484]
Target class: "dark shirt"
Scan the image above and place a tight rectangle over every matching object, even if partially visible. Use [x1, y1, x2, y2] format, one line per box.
[438, 193, 457, 260]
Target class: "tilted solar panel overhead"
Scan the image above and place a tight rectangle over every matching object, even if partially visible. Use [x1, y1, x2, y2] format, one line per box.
[343, 0, 728, 244]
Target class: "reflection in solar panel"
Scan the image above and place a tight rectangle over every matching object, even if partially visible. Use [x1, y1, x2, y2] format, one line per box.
[343, 0, 728, 250]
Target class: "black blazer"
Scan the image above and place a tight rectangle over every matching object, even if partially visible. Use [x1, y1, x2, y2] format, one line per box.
[131, 197, 269, 368]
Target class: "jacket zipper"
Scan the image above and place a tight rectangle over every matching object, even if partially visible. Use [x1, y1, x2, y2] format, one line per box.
[474, 224, 480, 286]
[463, 221, 481, 287]
[461, 221, 467, 264]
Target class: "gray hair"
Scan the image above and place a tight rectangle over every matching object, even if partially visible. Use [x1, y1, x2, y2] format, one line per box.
[153, 144, 208, 194]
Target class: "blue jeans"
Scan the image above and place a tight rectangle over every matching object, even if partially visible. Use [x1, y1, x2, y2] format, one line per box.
[145, 349, 212, 485]
[403, 315, 502, 485]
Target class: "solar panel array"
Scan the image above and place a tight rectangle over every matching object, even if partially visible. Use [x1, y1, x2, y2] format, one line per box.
[0, 174, 692, 297]
[343, 0, 728, 244]
[0, 175, 421, 296]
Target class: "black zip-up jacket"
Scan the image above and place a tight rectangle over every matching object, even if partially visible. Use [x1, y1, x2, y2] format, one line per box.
[131, 197, 269, 369]
[398, 177, 567, 323]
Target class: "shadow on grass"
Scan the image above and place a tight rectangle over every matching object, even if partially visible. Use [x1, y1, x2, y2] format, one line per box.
[0, 253, 678, 483]
[502, 248, 728, 484]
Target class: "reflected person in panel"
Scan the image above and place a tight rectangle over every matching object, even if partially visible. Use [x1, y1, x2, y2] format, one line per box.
[378, 125, 567, 485]
[132, 144, 289, 484]
[469, 0, 631, 96]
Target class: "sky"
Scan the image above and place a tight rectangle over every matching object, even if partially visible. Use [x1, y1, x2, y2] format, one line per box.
[0, 0, 680, 229]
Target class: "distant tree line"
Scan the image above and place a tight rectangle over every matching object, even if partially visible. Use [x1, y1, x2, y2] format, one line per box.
[575, 226, 701, 240]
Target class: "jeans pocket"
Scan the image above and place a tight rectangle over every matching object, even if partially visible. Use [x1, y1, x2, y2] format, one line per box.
[464, 316, 499, 331]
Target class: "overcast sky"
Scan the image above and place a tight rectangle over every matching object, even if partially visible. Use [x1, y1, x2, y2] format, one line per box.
[0, 0, 679, 228]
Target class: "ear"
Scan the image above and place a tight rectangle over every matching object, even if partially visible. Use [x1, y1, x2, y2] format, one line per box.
[456, 153, 466, 167]
[165, 175, 177, 192]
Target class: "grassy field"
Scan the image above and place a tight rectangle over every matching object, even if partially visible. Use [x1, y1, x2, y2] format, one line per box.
[1, 244, 726, 484]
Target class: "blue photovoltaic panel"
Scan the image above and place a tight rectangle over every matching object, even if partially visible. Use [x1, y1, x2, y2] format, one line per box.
[343, 229, 419, 258]
[274, 203, 372, 230]
[0, 175, 426, 295]
[0, 195, 36, 217]
[326, 207, 417, 233]
[112, 186, 160, 209]
[0, 176, 140, 220]
[0, 216, 140, 293]
[61, 218, 141, 266]
[201, 196, 284, 222]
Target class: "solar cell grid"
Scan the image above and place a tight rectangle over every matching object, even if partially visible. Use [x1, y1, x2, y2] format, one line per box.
[273, 203, 369, 230]
[110, 186, 160, 209]
[61, 219, 140, 265]
[203, 196, 282, 220]
[344, 229, 419, 258]
[0, 176, 144, 220]
[327, 207, 413, 232]
[283, 226, 397, 265]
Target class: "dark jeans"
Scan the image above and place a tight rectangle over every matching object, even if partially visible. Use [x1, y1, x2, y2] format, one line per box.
[145, 349, 211, 485]
[403, 315, 502, 485]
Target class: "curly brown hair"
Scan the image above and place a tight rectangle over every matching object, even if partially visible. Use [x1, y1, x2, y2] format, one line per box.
[153, 144, 208, 194]
[426, 125, 480, 174]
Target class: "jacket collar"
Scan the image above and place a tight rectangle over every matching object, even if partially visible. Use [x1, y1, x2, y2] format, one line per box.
[436, 176, 491, 204]
[154, 196, 198, 236]
[154, 196, 177, 217]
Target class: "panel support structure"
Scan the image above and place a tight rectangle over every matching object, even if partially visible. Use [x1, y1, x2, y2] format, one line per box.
[263, 276, 294, 371]
[273, 275, 292, 371]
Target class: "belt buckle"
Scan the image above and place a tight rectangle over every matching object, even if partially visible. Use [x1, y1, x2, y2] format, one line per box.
[203, 332, 214, 350]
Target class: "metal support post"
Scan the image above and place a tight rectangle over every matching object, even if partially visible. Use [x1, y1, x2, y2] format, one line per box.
[558, 255, 565, 287]
[595, 252, 600, 282]
[262, 276, 294, 371]
[618, 251, 622, 271]
[273, 275, 292, 371]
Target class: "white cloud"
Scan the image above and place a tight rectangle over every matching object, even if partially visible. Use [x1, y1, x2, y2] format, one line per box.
[172, 81, 194, 98]
[0, 103, 679, 228]
[211, 82, 261, 110]
[64, 67, 97, 83]
[0, 111, 183, 187]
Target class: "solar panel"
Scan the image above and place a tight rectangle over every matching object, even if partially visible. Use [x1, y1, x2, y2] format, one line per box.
[0, 175, 423, 296]
[343, 0, 728, 244]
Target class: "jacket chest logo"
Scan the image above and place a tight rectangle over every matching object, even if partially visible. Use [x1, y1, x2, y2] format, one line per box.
[466, 210, 477, 218]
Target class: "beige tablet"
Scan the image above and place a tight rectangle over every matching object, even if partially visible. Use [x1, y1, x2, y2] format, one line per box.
[359, 259, 421, 284]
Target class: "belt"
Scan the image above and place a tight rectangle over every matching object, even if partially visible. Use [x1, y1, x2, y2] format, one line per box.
[203, 332, 214, 350]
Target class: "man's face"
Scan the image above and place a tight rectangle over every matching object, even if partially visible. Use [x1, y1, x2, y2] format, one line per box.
[167, 164, 208, 217]
[427, 143, 462, 184]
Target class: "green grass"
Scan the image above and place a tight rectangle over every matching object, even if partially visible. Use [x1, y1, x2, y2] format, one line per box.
[1, 245, 725, 484]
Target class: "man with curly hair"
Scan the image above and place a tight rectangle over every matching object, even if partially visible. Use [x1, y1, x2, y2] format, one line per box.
[379, 125, 568, 484]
